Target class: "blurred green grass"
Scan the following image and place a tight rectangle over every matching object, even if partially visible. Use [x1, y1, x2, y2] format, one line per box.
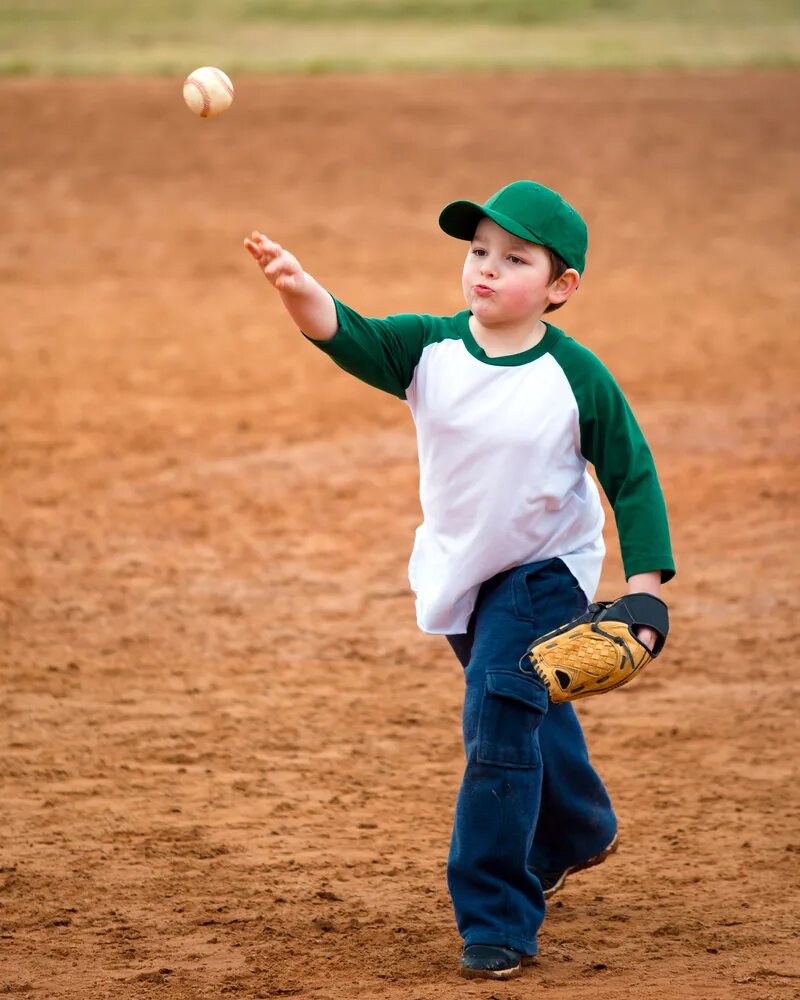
[2, 0, 799, 74]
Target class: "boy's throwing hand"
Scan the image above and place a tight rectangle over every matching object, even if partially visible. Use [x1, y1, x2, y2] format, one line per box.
[244, 231, 306, 293]
[243, 230, 338, 341]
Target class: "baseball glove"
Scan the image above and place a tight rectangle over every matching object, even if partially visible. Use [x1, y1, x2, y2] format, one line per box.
[520, 593, 669, 703]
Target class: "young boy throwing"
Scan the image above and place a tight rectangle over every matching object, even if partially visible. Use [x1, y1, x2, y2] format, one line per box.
[244, 180, 674, 980]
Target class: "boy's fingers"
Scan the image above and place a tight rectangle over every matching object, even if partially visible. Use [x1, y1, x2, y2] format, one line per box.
[244, 238, 267, 254]
[245, 238, 285, 272]
[257, 244, 282, 264]
[635, 625, 657, 651]
[245, 235, 300, 284]
[247, 232, 277, 253]
[264, 257, 287, 277]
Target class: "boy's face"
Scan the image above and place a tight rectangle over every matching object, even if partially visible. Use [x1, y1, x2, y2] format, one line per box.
[462, 217, 572, 326]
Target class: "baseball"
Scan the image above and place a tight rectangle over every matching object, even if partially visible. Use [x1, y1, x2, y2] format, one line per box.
[182, 66, 234, 118]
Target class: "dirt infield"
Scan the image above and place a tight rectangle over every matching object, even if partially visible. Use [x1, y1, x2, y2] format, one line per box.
[2, 71, 799, 999]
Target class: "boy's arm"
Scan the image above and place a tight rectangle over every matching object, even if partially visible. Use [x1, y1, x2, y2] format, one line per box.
[244, 231, 337, 341]
[552, 340, 675, 585]
[245, 230, 430, 400]
[549, 339, 674, 656]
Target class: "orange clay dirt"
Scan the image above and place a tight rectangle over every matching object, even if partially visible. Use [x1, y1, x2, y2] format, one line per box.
[1, 72, 799, 1000]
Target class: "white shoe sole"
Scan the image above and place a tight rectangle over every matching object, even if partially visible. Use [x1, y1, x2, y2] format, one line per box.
[458, 963, 522, 980]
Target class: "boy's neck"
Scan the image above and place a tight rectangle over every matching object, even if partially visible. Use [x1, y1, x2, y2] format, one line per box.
[469, 314, 548, 358]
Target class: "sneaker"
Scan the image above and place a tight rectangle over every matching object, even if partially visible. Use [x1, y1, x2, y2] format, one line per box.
[533, 833, 619, 900]
[458, 944, 523, 980]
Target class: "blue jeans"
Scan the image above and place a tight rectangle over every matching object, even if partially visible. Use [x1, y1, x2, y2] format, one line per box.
[446, 558, 617, 956]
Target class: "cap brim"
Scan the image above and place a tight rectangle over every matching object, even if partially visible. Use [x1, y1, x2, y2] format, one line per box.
[438, 199, 545, 248]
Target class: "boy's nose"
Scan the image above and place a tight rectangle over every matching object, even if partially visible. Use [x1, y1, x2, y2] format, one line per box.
[480, 261, 498, 278]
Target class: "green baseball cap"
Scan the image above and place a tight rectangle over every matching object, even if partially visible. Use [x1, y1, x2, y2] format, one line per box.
[439, 180, 588, 274]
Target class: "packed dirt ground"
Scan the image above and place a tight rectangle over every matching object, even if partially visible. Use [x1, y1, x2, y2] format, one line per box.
[2, 71, 799, 999]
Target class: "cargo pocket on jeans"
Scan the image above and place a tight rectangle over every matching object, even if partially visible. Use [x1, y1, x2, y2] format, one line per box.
[476, 670, 549, 769]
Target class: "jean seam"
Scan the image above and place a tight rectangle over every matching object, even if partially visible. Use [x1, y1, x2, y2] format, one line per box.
[498, 769, 511, 947]
[463, 932, 538, 955]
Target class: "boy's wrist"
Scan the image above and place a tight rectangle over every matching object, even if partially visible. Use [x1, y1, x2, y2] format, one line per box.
[626, 571, 662, 599]
[280, 279, 338, 342]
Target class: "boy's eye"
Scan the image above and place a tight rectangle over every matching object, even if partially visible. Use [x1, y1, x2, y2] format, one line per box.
[508, 255, 526, 265]
[471, 247, 487, 257]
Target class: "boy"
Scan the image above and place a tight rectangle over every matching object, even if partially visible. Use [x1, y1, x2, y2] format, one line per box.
[244, 180, 674, 980]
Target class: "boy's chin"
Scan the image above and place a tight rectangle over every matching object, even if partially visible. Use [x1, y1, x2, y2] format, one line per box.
[470, 301, 520, 325]
[468, 298, 499, 318]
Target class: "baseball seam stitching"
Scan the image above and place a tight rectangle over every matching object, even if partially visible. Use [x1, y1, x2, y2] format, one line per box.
[209, 68, 234, 98]
[186, 77, 211, 117]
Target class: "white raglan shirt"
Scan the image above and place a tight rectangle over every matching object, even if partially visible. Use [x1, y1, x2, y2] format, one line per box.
[309, 300, 674, 634]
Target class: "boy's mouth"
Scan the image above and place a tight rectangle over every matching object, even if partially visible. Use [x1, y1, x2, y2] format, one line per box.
[473, 284, 494, 297]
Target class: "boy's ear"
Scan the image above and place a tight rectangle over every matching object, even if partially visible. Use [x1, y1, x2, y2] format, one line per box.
[548, 268, 581, 307]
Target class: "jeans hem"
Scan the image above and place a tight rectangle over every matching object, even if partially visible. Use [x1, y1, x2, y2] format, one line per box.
[462, 933, 538, 957]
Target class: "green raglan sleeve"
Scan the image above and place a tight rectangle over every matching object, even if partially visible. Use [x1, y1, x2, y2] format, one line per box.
[552, 337, 675, 583]
[305, 296, 428, 400]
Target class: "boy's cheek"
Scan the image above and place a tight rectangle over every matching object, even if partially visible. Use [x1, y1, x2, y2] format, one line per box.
[461, 269, 477, 299]
[503, 283, 543, 313]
